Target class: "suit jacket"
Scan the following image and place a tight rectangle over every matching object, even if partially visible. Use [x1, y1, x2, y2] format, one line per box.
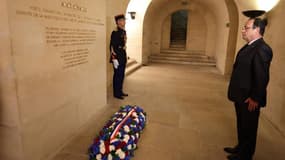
[109, 27, 127, 64]
[228, 38, 273, 107]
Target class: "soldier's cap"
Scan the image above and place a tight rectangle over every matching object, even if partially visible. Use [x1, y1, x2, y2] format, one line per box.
[114, 14, 126, 22]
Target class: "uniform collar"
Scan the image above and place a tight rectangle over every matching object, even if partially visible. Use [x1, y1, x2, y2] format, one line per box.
[117, 26, 125, 31]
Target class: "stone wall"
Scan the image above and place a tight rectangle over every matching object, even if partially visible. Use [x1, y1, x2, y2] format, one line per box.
[0, 0, 107, 160]
[0, 1, 24, 159]
[263, 0, 285, 134]
[161, 15, 171, 50]
[186, 9, 207, 52]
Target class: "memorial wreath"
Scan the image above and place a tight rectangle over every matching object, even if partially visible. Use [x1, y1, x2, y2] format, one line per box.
[89, 105, 147, 160]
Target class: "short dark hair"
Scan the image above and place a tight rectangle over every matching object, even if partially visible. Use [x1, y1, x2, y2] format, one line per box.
[252, 18, 268, 36]
[114, 14, 125, 23]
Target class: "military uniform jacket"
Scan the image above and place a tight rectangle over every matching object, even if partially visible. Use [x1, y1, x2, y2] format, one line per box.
[228, 38, 273, 107]
[109, 27, 127, 64]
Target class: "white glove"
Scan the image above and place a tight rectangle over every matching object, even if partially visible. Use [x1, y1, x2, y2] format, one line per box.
[112, 59, 119, 69]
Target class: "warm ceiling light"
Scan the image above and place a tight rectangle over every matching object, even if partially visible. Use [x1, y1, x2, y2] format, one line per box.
[256, 0, 280, 11]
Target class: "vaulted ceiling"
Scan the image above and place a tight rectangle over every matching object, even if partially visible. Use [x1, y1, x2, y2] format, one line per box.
[145, 0, 233, 22]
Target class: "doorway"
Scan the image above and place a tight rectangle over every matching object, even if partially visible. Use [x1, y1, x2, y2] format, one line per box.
[170, 10, 188, 49]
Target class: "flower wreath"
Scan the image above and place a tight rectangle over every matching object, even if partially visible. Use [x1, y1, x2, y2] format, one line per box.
[89, 105, 147, 160]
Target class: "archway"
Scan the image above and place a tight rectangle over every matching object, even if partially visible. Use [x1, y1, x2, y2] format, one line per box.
[122, 0, 239, 74]
[125, 0, 152, 63]
[224, 0, 239, 75]
[170, 10, 189, 49]
[160, 8, 208, 53]
[142, 0, 239, 74]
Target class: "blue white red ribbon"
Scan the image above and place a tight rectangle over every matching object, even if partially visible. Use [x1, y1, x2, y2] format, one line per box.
[89, 105, 146, 160]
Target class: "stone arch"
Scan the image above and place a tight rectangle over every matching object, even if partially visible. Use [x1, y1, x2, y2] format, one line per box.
[160, 8, 208, 53]
[160, 9, 190, 50]
[120, 0, 239, 74]
[224, 0, 239, 75]
[124, 0, 152, 63]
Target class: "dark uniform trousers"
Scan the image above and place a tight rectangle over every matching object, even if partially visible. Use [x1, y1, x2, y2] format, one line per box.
[113, 60, 126, 97]
[235, 102, 260, 160]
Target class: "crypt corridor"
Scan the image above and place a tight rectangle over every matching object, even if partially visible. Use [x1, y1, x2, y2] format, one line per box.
[52, 64, 285, 160]
[1, 0, 285, 160]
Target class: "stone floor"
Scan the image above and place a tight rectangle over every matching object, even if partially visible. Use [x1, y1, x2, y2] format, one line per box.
[52, 63, 285, 160]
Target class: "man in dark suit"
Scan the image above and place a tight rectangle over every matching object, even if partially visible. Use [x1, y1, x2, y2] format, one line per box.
[225, 18, 273, 160]
[110, 14, 128, 100]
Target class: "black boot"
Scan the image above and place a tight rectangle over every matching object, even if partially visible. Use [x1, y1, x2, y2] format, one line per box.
[224, 145, 239, 154]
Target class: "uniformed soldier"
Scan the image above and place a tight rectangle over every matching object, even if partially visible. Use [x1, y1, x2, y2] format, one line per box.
[110, 14, 128, 100]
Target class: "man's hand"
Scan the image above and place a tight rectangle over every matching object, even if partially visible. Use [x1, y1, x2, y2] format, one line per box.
[245, 98, 259, 112]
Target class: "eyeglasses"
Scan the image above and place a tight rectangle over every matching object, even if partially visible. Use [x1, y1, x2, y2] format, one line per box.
[242, 26, 254, 30]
